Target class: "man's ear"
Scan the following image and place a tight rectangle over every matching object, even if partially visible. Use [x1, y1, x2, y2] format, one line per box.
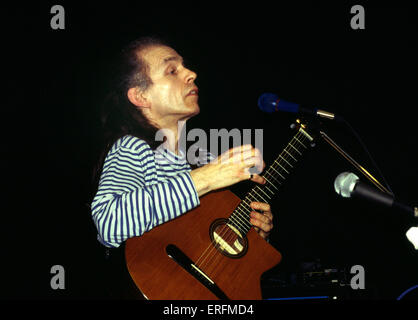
[127, 87, 150, 108]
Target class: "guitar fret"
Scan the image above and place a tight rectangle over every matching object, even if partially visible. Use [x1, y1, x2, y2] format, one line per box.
[284, 148, 298, 161]
[269, 165, 286, 180]
[248, 192, 265, 205]
[274, 159, 290, 174]
[231, 210, 251, 231]
[255, 185, 271, 199]
[262, 182, 275, 195]
[288, 142, 302, 155]
[232, 216, 249, 233]
[239, 204, 252, 217]
[225, 125, 313, 237]
[246, 193, 257, 203]
[278, 154, 293, 168]
[294, 136, 307, 149]
[228, 216, 246, 232]
[263, 176, 279, 191]
[242, 198, 252, 208]
[257, 184, 274, 196]
[234, 205, 251, 222]
[264, 171, 282, 186]
[251, 188, 269, 203]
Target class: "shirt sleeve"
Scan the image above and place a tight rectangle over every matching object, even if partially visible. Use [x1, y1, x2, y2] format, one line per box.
[91, 138, 200, 248]
[195, 147, 216, 167]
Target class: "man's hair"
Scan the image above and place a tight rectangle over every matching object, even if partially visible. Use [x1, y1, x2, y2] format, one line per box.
[101, 36, 168, 147]
[92, 36, 168, 189]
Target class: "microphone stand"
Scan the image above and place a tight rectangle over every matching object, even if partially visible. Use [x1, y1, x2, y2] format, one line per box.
[318, 129, 418, 218]
[319, 130, 393, 196]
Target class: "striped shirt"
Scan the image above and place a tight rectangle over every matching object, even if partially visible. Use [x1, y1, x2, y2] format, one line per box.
[91, 135, 211, 248]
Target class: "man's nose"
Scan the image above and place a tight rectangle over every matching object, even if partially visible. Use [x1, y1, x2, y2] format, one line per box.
[185, 68, 197, 83]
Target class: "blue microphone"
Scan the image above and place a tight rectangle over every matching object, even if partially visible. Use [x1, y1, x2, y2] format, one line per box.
[258, 93, 341, 121]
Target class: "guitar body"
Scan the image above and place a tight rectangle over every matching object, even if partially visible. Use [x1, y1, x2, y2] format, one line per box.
[125, 189, 282, 300]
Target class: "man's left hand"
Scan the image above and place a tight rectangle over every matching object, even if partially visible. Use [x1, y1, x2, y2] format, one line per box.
[249, 202, 274, 239]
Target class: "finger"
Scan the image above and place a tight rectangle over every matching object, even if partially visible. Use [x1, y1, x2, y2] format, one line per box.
[236, 149, 258, 163]
[249, 174, 266, 185]
[223, 148, 263, 175]
[254, 149, 264, 172]
[233, 146, 261, 161]
[243, 156, 264, 171]
[250, 215, 273, 234]
[250, 211, 272, 225]
[250, 202, 271, 213]
[258, 230, 269, 239]
[230, 144, 253, 159]
[219, 146, 254, 163]
[250, 213, 272, 240]
[242, 157, 258, 168]
[250, 158, 265, 175]
[253, 226, 269, 239]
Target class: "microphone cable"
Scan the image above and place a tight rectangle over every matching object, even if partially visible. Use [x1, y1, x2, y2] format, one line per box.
[338, 116, 395, 197]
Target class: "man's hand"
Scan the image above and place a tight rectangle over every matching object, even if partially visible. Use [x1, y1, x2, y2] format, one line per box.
[249, 202, 273, 239]
[189, 145, 274, 239]
[190, 144, 265, 197]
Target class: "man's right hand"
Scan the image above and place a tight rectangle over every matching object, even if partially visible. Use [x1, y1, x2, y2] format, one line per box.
[190, 144, 265, 197]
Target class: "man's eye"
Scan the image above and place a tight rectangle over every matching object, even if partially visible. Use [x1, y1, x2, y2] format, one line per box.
[169, 68, 177, 75]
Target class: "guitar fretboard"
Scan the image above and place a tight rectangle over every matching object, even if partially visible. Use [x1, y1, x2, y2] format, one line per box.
[228, 126, 314, 235]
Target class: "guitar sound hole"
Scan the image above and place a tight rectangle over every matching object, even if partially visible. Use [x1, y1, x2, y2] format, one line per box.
[209, 219, 248, 259]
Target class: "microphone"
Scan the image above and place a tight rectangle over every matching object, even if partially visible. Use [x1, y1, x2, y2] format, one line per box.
[406, 227, 418, 250]
[334, 172, 418, 218]
[257, 93, 342, 121]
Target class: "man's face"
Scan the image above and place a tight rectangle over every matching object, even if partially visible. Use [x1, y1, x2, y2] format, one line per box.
[139, 45, 199, 128]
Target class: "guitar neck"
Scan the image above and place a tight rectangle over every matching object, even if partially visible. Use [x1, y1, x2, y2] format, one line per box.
[228, 125, 314, 235]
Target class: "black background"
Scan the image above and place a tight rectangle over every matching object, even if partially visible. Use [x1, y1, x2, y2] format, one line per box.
[2, 1, 417, 300]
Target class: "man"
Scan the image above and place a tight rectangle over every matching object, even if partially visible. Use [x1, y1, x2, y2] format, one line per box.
[91, 36, 274, 297]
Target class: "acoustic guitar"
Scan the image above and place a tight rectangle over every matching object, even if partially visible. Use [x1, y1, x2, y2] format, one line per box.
[125, 119, 315, 299]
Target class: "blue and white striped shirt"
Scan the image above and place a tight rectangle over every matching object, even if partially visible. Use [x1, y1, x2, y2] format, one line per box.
[91, 135, 206, 248]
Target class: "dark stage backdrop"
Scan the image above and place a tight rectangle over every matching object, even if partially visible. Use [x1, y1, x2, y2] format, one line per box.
[2, 2, 417, 300]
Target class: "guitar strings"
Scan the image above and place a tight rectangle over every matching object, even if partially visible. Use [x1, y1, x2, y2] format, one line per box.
[198, 131, 308, 275]
[195, 131, 307, 274]
[194, 131, 308, 276]
[204, 132, 311, 279]
[201, 150, 308, 278]
[201, 132, 309, 277]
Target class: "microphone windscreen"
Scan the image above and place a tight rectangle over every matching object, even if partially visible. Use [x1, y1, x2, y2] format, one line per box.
[334, 172, 359, 198]
[406, 227, 418, 250]
[258, 93, 300, 113]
